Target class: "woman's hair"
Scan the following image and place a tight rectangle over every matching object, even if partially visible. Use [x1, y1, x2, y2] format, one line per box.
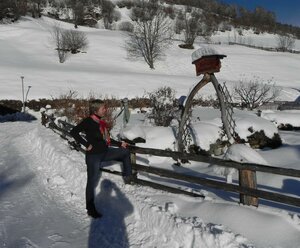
[89, 99, 105, 115]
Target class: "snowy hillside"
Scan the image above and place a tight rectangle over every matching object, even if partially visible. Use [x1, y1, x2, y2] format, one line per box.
[0, 16, 299, 101]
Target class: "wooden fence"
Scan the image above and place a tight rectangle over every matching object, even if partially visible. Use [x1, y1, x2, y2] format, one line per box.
[42, 113, 300, 209]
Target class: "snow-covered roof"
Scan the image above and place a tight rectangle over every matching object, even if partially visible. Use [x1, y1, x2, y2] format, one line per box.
[191, 46, 226, 64]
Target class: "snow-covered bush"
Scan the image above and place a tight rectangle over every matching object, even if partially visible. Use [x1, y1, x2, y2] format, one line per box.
[190, 112, 282, 154]
[234, 114, 282, 149]
[261, 110, 300, 130]
[148, 86, 178, 127]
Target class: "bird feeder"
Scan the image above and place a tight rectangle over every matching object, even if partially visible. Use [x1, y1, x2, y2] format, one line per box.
[191, 47, 226, 76]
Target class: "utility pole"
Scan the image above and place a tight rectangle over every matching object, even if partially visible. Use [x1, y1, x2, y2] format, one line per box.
[21, 76, 25, 112]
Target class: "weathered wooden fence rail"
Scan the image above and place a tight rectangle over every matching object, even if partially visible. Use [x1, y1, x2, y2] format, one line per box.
[130, 146, 300, 178]
[42, 114, 300, 209]
[134, 163, 300, 207]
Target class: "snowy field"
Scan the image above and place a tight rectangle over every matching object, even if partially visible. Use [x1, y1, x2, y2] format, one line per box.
[0, 16, 299, 101]
[0, 16, 300, 248]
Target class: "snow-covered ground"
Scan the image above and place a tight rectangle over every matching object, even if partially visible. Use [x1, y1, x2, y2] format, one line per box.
[1, 16, 300, 248]
[1, 110, 300, 248]
[0, 16, 299, 101]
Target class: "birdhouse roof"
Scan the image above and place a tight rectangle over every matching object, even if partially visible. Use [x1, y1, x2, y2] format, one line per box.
[191, 47, 226, 64]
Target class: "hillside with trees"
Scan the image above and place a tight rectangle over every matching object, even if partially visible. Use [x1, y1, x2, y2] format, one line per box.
[1, 0, 299, 39]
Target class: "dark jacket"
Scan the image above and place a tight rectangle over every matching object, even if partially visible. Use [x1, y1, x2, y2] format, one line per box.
[70, 117, 117, 154]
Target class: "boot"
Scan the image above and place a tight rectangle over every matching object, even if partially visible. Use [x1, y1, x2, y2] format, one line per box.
[123, 174, 136, 185]
[87, 203, 102, 219]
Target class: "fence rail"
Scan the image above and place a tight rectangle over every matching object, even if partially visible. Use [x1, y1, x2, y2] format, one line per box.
[129, 146, 300, 178]
[42, 113, 300, 209]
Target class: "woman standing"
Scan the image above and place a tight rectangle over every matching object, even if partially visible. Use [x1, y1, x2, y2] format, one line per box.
[70, 100, 133, 218]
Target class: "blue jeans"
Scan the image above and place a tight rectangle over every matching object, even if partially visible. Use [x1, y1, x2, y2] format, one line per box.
[85, 147, 132, 209]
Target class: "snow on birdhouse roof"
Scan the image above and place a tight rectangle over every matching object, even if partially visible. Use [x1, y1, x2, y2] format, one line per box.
[191, 46, 226, 64]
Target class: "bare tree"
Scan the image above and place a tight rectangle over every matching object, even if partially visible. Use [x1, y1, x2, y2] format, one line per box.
[177, 7, 214, 48]
[0, 0, 11, 20]
[51, 25, 88, 63]
[68, 0, 85, 28]
[29, 0, 46, 18]
[276, 34, 296, 52]
[125, 0, 173, 69]
[0, 0, 27, 20]
[100, 0, 115, 29]
[63, 29, 88, 53]
[233, 77, 280, 110]
[174, 10, 185, 34]
[51, 24, 68, 63]
[183, 9, 199, 48]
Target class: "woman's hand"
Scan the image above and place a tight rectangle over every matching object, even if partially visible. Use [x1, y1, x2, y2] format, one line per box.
[86, 144, 93, 151]
[120, 141, 128, 148]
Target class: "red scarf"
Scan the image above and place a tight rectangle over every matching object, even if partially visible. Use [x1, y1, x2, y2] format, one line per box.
[90, 114, 111, 146]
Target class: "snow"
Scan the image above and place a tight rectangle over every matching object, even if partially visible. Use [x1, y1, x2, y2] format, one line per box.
[0, 16, 299, 101]
[224, 144, 269, 165]
[1, 15, 300, 248]
[261, 110, 300, 127]
[234, 112, 279, 140]
[1, 109, 300, 247]
[191, 46, 226, 63]
[192, 121, 222, 151]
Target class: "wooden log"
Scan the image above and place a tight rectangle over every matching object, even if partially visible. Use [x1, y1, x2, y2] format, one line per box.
[239, 169, 258, 206]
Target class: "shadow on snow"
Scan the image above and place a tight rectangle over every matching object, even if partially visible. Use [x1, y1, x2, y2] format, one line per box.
[88, 179, 134, 248]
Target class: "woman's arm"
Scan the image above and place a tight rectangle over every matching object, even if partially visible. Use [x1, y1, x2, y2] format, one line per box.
[70, 119, 89, 148]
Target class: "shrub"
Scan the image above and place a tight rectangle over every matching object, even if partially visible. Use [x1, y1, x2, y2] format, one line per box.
[116, 0, 134, 9]
[233, 77, 280, 110]
[51, 25, 88, 62]
[178, 43, 194, 49]
[113, 9, 121, 22]
[244, 131, 282, 149]
[148, 86, 178, 127]
[63, 29, 88, 54]
[118, 21, 134, 32]
[237, 130, 282, 149]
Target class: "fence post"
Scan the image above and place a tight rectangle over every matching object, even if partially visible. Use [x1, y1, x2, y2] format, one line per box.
[239, 169, 258, 206]
[129, 142, 138, 180]
[41, 111, 47, 126]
